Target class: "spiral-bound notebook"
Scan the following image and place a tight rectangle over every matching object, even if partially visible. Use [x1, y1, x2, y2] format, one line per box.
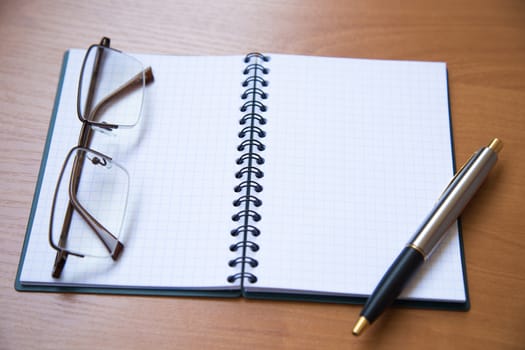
[16, 50, 469, 309]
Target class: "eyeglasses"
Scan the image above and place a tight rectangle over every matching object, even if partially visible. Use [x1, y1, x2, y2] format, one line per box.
[49, 37, 154, 278]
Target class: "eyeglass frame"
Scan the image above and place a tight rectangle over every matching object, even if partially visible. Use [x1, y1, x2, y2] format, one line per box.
[49, 37, 154, 278]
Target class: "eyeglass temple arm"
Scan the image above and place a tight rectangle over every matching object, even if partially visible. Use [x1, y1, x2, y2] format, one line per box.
[87, 66, 154, 127]
[52, 38, 111, 278]
[51, 154, 89, 278]
[68, 188, 124, 259]
[52, 251, 68, 278]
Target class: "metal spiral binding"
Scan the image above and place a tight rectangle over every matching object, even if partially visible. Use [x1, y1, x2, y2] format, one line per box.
[228, 52, 269, 285]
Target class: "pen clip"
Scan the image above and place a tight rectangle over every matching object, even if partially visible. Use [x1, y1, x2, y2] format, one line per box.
[437, 150, 480, 201]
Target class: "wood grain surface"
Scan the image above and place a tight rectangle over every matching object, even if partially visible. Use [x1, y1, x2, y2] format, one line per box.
[1, 0, 524, 349]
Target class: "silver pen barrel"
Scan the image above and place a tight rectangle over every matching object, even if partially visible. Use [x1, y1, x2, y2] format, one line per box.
[408, 138, 503, 258]
[352, 138, 503, 336]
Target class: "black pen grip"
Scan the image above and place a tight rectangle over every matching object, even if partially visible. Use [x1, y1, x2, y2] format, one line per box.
[361, 246, 424, 323]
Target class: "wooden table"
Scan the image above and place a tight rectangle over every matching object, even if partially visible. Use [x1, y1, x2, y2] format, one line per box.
[1, 1, 524, 349]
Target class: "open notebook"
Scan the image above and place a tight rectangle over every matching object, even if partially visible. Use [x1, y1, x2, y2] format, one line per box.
[16, 49, 468, 309]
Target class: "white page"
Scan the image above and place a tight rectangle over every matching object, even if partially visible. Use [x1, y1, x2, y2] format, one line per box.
[248, 54, 466, 302]
[19, 51, 467, 302]
[20, 51, 244, 289]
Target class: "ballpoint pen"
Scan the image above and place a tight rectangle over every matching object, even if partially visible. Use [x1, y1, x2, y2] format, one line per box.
[352, 138, 503, 336]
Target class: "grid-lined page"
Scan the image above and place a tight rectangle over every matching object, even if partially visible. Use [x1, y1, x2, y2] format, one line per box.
[19, 50, 243, 289]
[249, 54, 466, 302]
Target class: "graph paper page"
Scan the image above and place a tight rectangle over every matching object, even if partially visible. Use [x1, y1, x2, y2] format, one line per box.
[19, 50, 244, 289]
[19, 52, 467, 302]
[249, 54, 466, 302]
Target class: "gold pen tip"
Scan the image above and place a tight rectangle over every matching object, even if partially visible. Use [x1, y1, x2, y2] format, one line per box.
[352, 316, 370, 336]
[488, 138, 503, 154]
